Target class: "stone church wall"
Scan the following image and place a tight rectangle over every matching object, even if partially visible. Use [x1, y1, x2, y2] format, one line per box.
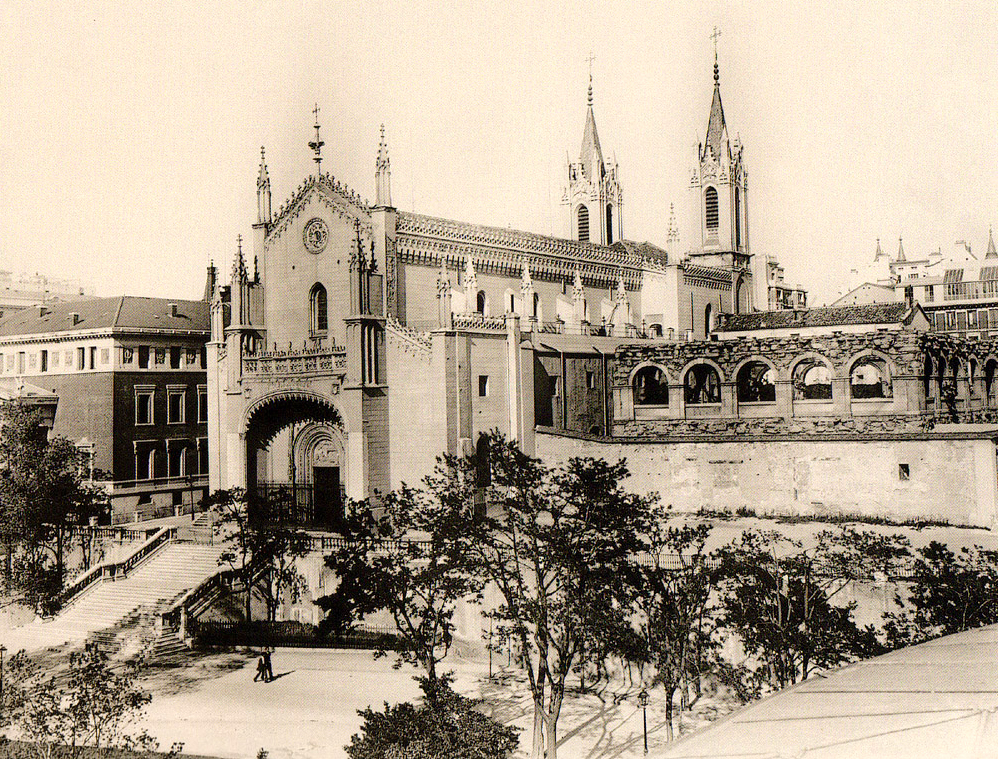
[386, 328, 441, 490]
[536, 430, 998, 528]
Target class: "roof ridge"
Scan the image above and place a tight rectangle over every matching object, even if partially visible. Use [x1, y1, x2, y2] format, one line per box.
[112, 295, 125, 327]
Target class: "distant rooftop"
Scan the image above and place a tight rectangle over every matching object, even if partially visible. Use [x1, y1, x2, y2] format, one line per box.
[0, 296, 208, 338]
[716, 302, 914, 333]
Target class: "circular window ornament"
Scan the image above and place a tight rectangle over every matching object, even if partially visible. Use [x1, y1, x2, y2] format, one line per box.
[303, 217, 329, 253]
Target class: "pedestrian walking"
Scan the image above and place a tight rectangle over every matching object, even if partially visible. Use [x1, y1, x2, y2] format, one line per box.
[254, 654, 266, 682]
[263, 649, 274, 682]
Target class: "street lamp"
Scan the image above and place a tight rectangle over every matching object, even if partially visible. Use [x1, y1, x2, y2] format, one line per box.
[637, 688, 649, 755]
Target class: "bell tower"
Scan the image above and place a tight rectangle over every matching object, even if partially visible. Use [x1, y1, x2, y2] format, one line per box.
[691, 29, 748, 256]
[563, 59, 623, 246]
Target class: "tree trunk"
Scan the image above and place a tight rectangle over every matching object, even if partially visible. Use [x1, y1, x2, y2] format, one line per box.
[531, 704, 545, 759]
[545, 709, 558, 759]
[665, 683, 676, 742]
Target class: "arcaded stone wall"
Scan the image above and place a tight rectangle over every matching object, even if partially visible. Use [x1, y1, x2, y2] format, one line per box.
[536, 430, 998, 528]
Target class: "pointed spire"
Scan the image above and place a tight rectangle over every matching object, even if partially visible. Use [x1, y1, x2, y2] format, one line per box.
[256, 146, 272, 225]
[308, 103, 324, 175]
[666, 203, 679, 262]
[520, 262, 533, 293]
[573, 268, 584, 300]
[579, 71, 604, 182]
[896, 236, 907, 263]
[873, 238, 887, 261]
[703, 28, 727, 162]
[987, 227, 997, 259]
[375, 124, 392, 207]
[231, 234, 247, 283]
[464, 254, 478, 312]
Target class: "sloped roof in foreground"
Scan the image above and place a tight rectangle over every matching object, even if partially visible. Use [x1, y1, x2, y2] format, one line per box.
[664, 624, 998, 758]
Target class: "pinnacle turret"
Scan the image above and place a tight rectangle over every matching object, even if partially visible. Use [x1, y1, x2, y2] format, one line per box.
[375, 124, 392, 207]
[987, 227, 997, 259]
[256, 146, 272, 225]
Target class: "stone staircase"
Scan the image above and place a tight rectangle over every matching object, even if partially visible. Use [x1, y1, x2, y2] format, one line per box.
[0, 542, 226, 654]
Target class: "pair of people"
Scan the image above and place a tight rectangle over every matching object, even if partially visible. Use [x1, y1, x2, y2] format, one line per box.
[254, 649, 274, 682]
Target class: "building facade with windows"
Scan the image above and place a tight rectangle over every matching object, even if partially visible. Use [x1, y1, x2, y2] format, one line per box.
[0, 296, 209, 522]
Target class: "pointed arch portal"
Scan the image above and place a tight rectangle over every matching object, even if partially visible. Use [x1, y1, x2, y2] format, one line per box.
[243, 391, 345, 528]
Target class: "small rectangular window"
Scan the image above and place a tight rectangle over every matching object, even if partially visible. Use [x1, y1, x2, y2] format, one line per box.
[77, 347, 85, 370]
[168, 389, 185, 424]
[51, 351, 59, 368]
[586, 370, 596, 389]
[138, 346, 150, 369]
[899, 463, 910, 481]
[39, 350, 47, 372]
[170, 346, 181, 369]
[89, 346, 97, 370]
[136, 390, 154, 425]
[478, 375, 489, 397]
[17, 352, 25, 374]
[198, 386, 208, 422]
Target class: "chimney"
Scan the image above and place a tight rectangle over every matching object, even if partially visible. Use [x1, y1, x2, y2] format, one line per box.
[70, 312, 81, 325]
[169, 303, 178, 317]
[38, 305, 49, 317]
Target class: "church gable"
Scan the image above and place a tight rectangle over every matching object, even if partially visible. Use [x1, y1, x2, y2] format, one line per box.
[266, 174, 371, 249]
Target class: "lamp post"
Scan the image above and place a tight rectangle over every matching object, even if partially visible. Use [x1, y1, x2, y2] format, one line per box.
[637, 688, 649, 755]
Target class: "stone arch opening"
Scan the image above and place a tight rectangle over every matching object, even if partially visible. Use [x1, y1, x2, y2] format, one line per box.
[737, 360, 776, 403]
[633, 364, 669, 406]
[684, 362, 721, 405]
[792, 357, 833, 400]
[986, 358, 998, 404]
[244, 392, 345, 529]
[850, 355, 893, 399]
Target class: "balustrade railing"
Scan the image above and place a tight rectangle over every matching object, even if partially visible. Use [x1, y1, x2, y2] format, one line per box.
[243, 345, 347, 376]
[57, 526, 176, 610]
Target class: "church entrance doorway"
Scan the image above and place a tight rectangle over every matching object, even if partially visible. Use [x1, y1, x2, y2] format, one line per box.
[313, 465, 342, 528]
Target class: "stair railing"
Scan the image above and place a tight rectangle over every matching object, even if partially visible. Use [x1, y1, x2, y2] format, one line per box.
[57, 526, 177, 611]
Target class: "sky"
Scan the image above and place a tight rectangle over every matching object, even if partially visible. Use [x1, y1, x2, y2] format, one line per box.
[1, 1, 996, 305]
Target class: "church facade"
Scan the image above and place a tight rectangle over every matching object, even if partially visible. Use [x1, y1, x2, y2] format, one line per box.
[207, 60, 781, 519]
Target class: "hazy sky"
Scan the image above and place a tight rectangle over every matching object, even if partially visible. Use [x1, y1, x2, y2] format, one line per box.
[2, 1, 996, 305]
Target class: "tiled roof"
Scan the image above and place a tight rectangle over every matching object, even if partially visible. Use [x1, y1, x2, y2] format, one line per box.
[609, 240, 670, 266]
[396, 212, 665, 272]
[0, 296, 208, 338]
[716, 302, 912, 332]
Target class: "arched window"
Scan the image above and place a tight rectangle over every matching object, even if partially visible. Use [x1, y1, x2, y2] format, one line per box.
[476, 290, 487, 315]
[705, 303, 715, 334]
[737, 362, 775, 403]
[606, 204, 614, 244]
[577, 205, 590, 242]
[850, 357, 892, 399]
[532, 292, 540, 319]
[685, 364, 721, 404]
[310, 283, 328, 334]
[633, 366, 669, 406]
[734, 188, 742, 248]
[648, 323, 663, 338]
[923, 356, 933, 399]
[705, 187, 719, 231]
[793, 359, 832, 400]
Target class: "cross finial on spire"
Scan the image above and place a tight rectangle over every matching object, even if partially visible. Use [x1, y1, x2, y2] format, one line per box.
[711, 26, 722, 84]
[308, 103, 324, 174]
[585, 51, 596, 106]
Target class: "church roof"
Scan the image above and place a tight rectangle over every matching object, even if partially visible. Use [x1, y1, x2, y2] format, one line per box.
[610, 240, 670, 266]
[395, 212, 665, 277]
[0, 296, 209, 338]
[716, 302, 915, 333]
